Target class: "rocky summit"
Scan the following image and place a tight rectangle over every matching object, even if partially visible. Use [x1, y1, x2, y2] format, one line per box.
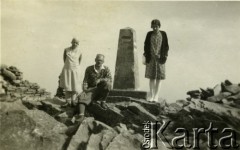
[1, 65, 240, 150]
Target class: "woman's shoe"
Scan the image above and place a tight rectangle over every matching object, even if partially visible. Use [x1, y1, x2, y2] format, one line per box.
[148, 96, 154, 102]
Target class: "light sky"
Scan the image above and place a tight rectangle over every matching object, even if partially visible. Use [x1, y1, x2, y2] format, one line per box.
[1, 1, 240, 102]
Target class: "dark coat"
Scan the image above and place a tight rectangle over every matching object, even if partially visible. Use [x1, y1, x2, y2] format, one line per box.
[144, 30, 169, 64]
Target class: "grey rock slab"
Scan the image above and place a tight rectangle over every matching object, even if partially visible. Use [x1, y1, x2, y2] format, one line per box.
[0, 101, 67, 150]
[127, 102, 157, 121]
[109, 90, 147, 99]
[106, 131, 142, 150]
[87, 102, 124, 126]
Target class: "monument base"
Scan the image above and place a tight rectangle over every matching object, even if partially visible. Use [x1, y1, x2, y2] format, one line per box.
[109, 89, 147, 100]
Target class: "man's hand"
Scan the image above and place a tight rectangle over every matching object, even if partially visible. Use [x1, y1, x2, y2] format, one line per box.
[96, 79, 101, 84]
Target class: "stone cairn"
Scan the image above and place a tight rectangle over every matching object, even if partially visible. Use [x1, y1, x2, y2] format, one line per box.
[0, 64, 51, 102]
[186, 79, 240, 107]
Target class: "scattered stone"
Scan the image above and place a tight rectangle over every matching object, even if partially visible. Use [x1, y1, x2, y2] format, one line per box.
[200, 88, 213, 100]
[176, 99, 190, 107]
[2, 68, 17, 81]
[0, 101, 67, 150]
[224, 79, 232, 86]
[127, 102, 157, 121]
[213, 84, 222, 95]
[109, 90, 147, 99]
[221, 82, 240, 94]
[207, 92, 232, 103]
[186, 90, 201, 99]
[105, 131, 142, 150]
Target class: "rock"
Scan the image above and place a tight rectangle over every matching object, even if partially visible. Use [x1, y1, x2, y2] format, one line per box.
[213, 84, 222, 95]
[227, 92, 240, 101]
[2, 68, 17, 81]
[207, 92, 231, 103]
[165, 103, 183, 114]
[0, 101, 67, 150]
[191, 99, 240, 120]
[12, 80, 21, 86]
[100, 129, 117, 150]
[21, 96, 42, 109]
[67, 117, 117, 150]
[186, 90, 201, 98]
[114, 123, 128, 133]
[222, 98, 234, 106]
[224, 79, 232, 85]
[127, 102, 157, 121]
[40, 98, 65, 116]
[0, 64, 8, 70]
[176, 99, 190, 107]
[67, 118, 94, 150]
[105, 131, 142, 150]
[88, 102, 125, 126]
[221, 83, 240, 94]
[109, 90, 147, 99]
[200, 88, 213, 100]
[0, 87, 6, 95]
[107, 96, 161, 116]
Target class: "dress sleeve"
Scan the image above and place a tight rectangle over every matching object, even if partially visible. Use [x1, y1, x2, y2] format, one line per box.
[144, 32, 150, 56]
[164, 31, 169, 57]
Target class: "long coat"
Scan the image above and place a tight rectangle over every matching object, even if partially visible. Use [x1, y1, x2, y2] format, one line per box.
[144, 30, 169, 64]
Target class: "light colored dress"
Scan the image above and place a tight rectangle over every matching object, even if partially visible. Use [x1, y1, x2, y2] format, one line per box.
[145, 31, 166, 80]
[60, 47, 81, 92]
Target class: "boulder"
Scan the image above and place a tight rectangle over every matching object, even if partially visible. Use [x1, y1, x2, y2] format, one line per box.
[67, 117, 117, 150]
[186, 90, 201, 99]
[40, 98, 65, 116]
[207, 92, 231, 103]
[221, 83, 240, 94]
[2, 68, 17, 81]
[213, 84, 222, 95]
[105, 131, 143, 150]
[176, 99, 190, 107]
[200, 88, 213, 100]
[0, 101, 67, 150]
[87, 102, 124, 126]
[127, 102, 157, 121]
[227, 92, 240, 101]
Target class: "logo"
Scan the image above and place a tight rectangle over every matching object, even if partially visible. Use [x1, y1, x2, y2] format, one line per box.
[142, 121, 239, 149]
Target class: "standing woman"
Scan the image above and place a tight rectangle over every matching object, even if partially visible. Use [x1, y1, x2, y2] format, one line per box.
[60, 38, 82, 107]
[144, 19, 169, 102]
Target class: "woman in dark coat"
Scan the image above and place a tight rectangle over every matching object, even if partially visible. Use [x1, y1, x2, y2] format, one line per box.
[143, 19, 169, 101]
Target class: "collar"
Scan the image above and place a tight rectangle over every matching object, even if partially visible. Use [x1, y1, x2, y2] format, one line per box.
[94, 65, 104, 73]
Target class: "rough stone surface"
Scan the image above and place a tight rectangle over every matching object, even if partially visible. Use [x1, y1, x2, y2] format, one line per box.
[113, 28, 139, 90]
[109, 90, 147, 99]
[105, 131, 142, 150]
[0, 101, 67, 150]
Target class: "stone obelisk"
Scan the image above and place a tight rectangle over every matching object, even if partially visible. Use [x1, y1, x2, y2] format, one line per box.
[113, 27, 139, 90]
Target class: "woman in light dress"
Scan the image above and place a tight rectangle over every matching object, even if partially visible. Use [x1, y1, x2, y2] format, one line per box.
[60, 38, 82, 107]
[143, 19, 169, 102]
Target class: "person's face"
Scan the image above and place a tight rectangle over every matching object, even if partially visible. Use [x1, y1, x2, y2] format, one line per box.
[95, 56, 104, 67]
[152, 24, 160, 33]
[72, 41, 79, 48]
